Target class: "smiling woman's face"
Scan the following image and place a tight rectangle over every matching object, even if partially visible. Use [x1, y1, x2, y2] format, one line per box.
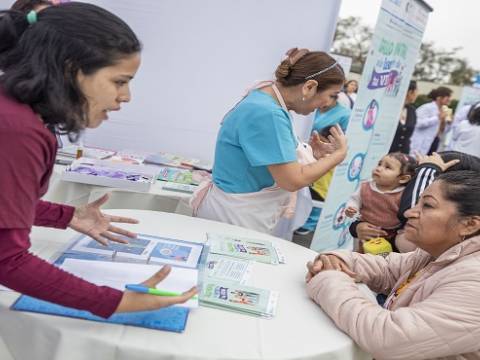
[403, 181, 463, 257]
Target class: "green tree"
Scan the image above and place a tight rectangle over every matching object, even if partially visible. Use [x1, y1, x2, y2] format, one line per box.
[332, 16, 478, 86]
[413, 42, 476, 85]
[331, 16, 373, 73]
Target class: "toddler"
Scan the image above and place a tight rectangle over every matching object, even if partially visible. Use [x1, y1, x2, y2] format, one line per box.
[345, 152, 417, 252]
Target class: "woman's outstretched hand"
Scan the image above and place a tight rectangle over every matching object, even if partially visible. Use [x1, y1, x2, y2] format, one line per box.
[116, 266, 198, 313]
[69, 193, 139, 245]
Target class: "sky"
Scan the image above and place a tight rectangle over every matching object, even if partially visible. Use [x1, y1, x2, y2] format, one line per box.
[339, 0, 480, 70]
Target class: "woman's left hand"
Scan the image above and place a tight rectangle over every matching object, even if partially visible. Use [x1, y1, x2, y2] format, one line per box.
[309, 131, 335, 159]
[69, 193, 139, 245]
[305, 254, 357, 283]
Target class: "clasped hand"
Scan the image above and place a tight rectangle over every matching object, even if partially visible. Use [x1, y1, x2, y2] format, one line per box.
[305, 254, 357, 283]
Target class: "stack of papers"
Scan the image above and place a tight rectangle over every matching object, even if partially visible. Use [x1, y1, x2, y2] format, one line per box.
[199, 280, 278, 318]
[145, 152, 186, 168]
[207, 233, 285, 265]
[145, 152, 213, 172]
[198, 234, 283, 318]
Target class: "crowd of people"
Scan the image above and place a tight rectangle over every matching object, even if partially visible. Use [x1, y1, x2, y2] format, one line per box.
[1, 1, 480, 359]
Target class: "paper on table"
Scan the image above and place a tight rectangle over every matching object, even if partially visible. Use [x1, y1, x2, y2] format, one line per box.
[61, 259, 199, 307]
[204, 254, 252, 284]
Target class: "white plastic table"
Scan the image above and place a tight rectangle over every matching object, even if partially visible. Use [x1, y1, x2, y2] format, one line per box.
[0, 210, 371, 360]
[44, 165, 194, 215]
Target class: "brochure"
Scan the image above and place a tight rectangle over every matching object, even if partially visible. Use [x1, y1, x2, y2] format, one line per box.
[157, 167, 197, 185]
[199, 280, 278, 318]
[67, 233, 205, 269]
[203, 254, 252, 284]
[206, 233, 282, 265]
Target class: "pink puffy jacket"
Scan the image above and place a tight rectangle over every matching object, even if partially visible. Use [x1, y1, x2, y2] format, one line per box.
[306, 235, 480, 360]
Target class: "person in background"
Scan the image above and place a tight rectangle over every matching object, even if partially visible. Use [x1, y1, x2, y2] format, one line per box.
[450, 103, 480, 158]
[336, 79, 358, 109]
[389, 80, 418, 154]
[306, 170, 480, 360]
[0, 3, 196, 319]
[191, 49, 347, 235]
[410, 86, 452, 155]
[294, 101, 351, 235]
[344, 152, 416, 252]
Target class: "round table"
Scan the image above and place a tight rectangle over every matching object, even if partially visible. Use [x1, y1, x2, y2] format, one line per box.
[0, 210, 371, 360]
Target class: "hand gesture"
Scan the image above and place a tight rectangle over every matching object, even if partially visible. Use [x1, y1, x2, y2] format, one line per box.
[345, 206, 358, 218]
[116, 266, 198, 313]
[356, 222, 387, 242]
[326, 125, 348, 162]
[309, 131, 335, 159]
[415, 152, 460, 172]
[69, 193, 139, 245]
[305, 254, 356, 283]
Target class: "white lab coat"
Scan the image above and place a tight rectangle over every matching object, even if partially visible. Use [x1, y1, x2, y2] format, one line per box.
[410, 101, 440, 155]
[450, 121, 480, 157]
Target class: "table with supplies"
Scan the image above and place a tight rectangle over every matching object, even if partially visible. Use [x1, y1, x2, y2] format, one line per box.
[44, 164, 194, 215]
[0, 210, 372, 360]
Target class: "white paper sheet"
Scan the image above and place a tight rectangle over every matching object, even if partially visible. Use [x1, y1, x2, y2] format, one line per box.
[61, 259, 198, 307]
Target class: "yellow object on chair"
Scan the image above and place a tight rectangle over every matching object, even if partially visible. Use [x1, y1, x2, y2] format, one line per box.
[363, 237, 393, 257]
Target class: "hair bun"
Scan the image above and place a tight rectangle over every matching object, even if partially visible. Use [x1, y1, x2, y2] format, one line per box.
[285, 47, 309, 65]
[275, 60, 292, 79]
[275, 47, 310, 80]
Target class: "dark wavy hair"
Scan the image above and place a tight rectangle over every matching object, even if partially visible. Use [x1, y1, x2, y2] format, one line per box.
[436, 171, 480, 238]
[438, 151, 480, 172]
[10, 0, 51, 12]
[0, 2, 141, 136]
[428, 86, 452, 100]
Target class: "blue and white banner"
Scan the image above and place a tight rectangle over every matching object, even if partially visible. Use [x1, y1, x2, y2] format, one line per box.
[311, 0, 432, 252]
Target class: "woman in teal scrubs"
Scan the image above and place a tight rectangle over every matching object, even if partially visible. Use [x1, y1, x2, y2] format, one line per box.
[192, 48, 348, 234]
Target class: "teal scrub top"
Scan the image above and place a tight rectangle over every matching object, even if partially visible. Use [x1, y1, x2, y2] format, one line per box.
[212, 90, 297, 194]
[313, 103, 351, 134]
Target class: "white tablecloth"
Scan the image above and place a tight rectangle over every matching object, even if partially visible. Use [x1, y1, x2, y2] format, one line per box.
[0, 210, 371, 360]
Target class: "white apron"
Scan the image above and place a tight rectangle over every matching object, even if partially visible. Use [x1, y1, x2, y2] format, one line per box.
[191, 82, 314, 235]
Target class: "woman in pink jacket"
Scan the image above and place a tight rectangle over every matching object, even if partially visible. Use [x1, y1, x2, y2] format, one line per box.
[305, 170, 480, 360]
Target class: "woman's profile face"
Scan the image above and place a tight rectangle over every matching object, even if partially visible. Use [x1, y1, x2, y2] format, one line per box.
[403, 181, 462, 257]
[300, 83, 342, 116]
[77, 53, 141, 128]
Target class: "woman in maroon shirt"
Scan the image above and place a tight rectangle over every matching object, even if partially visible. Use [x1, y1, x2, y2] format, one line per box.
[0, 3, 196, 318]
